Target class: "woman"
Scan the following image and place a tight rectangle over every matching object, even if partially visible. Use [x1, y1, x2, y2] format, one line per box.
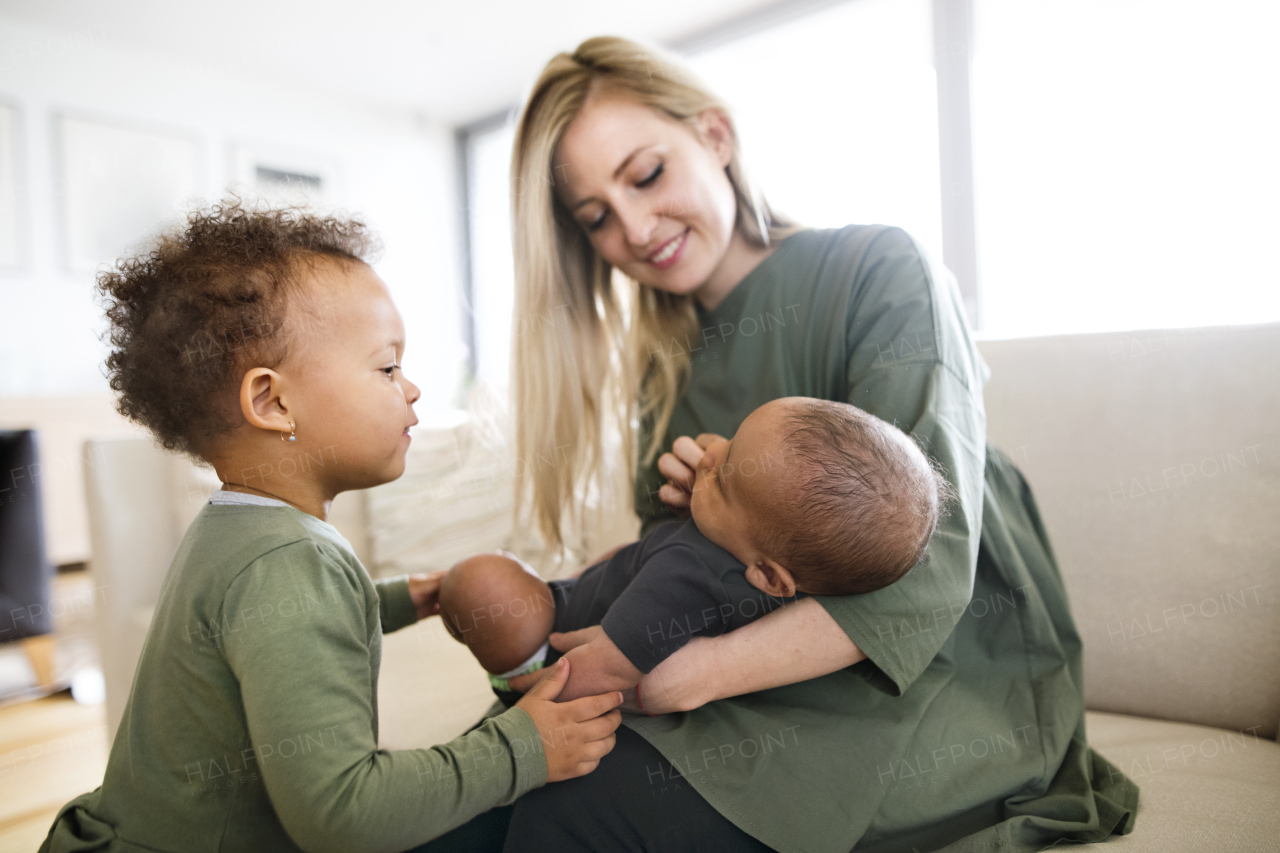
[492, 36, 1137, 853]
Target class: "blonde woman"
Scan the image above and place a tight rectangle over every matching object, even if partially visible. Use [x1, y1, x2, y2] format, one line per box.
[443, 36, 1139, 853]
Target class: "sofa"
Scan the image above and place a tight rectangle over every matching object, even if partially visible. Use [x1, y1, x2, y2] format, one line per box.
[81, 323, 1280, 850]
[976, 323, 1279, 849]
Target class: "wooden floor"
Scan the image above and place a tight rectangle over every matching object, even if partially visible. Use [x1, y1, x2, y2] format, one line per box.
[0, 568, 108, 852]
[0, 693, 108, 853]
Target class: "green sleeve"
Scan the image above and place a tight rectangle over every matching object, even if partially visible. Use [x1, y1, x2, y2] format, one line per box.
[220, 543, 547, 853]
[376, 575, 419, 635]
[819, 227, 987, 697]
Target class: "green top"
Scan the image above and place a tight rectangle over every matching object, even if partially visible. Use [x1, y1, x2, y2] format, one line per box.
[627, 226, 1138, 853]
[40, 504, 547, 853]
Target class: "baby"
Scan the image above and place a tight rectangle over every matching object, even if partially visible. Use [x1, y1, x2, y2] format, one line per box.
[439, 396, 951, 703]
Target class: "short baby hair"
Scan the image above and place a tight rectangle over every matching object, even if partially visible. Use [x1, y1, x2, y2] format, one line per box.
[98, 198, 377, 459]
[755, 400, 953, 596]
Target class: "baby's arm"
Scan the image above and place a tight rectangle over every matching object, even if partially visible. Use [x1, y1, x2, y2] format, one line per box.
[555, 629, 643, 702]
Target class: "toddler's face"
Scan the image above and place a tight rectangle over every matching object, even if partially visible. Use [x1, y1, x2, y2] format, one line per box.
[689, 399, 795, 563]
[282, 260, 420, 491]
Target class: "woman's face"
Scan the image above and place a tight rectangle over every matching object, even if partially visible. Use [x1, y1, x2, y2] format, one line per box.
[553, 91, 739, 296]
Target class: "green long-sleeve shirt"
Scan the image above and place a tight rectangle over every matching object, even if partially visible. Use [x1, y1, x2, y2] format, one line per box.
[40, 503, 546, 853]
[628, 226, 1138, 853]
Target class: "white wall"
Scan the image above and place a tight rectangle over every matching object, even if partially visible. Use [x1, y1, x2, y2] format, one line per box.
[0, 16, 465, 410]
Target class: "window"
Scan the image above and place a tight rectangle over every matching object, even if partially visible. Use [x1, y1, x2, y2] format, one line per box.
[462, 0, 1279, 379]
[684, 0, 942, 261]
[972, 0, 1280, 336]
[464, 120, 517, 387]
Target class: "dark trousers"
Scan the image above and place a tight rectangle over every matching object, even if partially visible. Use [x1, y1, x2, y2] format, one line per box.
[409, 726, 776, 853]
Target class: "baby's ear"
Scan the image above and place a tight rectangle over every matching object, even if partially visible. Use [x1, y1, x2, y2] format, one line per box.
[744, 560, 797, 598]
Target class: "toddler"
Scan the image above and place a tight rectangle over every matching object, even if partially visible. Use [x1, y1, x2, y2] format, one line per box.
[439, 396, 950, 705]
[39, 200, 622, 853]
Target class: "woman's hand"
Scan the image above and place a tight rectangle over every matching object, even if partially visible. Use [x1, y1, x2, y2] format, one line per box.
[506, 626, 604, 693]
[406, 571, 447, 621]
[657, 433, 725, 513]
[529, 628, 707, 714]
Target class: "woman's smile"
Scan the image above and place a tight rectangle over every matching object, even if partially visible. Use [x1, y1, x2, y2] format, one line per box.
[647, 227, 690, 269]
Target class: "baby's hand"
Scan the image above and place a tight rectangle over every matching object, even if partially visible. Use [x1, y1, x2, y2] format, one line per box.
[515, 658, 622, 782]
[657, 433, 724, 511]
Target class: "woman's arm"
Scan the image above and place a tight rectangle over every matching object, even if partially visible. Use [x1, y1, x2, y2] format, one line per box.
[639, 598, 865, 713]
[537, 598, 866, 714]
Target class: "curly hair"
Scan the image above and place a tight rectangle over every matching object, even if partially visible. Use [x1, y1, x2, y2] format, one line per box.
[98, 197, 379, 459]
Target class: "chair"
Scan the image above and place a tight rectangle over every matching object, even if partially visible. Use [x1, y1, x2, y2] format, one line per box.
[0, 430, 57, 694]
[82, 436, 204, 737]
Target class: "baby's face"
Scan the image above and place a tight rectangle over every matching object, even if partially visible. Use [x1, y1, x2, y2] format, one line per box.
[689, 399, 797, 564]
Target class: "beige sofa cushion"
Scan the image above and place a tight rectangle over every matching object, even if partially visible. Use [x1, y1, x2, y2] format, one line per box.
[1086, 711, 1280, 850]
[362, 387, 639, 581]
[977, 325, 1280, 738]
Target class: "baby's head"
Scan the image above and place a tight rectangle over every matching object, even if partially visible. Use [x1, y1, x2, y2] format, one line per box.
[437, 553, 557, 675]
[99, 198, 420, 497]
[690, 397, 951, 598]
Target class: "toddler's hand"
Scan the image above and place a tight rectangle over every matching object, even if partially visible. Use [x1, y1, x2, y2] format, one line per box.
[515, 658, 622, 782]
[657, 433, 725, 512]
[407, 571, 447, 621]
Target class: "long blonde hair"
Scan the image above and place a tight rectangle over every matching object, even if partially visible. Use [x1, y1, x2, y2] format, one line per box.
[511, 35, 797, 551]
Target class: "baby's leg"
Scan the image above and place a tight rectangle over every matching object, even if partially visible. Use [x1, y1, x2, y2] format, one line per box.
[438, 553, 556, 676]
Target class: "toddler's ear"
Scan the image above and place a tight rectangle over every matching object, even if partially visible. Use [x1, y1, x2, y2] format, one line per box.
[744, 560, 797, 598]
[239, 367, 292, 432]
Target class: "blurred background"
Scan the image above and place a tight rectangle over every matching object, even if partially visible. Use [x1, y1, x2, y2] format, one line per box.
[2, 0, 1278, 405]
[0, 0, 1277, 847]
